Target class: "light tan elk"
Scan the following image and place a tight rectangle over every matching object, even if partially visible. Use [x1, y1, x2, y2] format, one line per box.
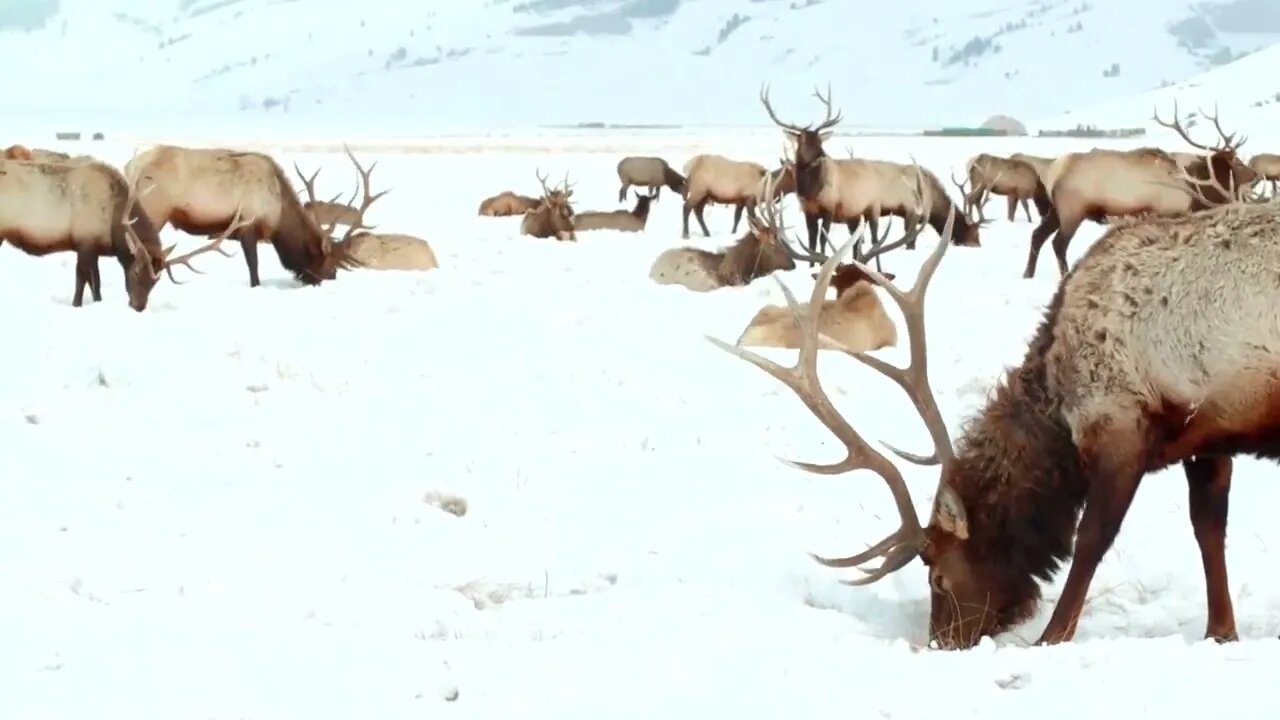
[1025, 104, 1257, 278]
[0, 157, 217, 311]
[1248, 153, 1280, 195]
[1010, 152, 1054, 183]
[520, 170, 576, 241]
[760, 85, 981, 264]
[736, 256, 897, 352]
[681, 153, 767, 239]
[478, 190, 542, 217]
[4, 144, 70, 162]
[125, 144, 368, 287]
[651, 183, 796, 292]
[711, 187, 1280, 651]
[963, 153, 1044, 222]
[616, 156, 686, 201]
[342, 233, 437, 271]
[573, 189, 657, 233]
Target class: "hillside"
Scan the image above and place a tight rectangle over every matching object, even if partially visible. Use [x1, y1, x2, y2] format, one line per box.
[3, 0, 1280, 132]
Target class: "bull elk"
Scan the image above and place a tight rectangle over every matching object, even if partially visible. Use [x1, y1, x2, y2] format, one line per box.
[477, 190, 542, 217]
[124, 144, 367, 288]
[573, 189, 657, 233]
[712, 185, 1280, 650]
[616, 156, 686, 201]
[520, 170, 576, 241]
[735, 257, 898, 352]
[681, 153, 767, 239]
[760, 85, 981, 265]
[963, 153, 1046, 222]
[1024, 104, 1257, 278]
[1248, 153, 1280, 195]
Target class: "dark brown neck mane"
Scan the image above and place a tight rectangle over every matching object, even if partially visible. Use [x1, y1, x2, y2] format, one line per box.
[946, 288, 1088, 610]
[269, 161, 335, 284]
[922, 171, 975, 243]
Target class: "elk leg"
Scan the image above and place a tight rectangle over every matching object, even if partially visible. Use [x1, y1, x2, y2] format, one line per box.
[731, 204, 745, 234]
[1050, 214, 1082, 277]
[89, 259, 103, 302]
[694, 201, 712, 237]
[1006, 194, 1017, 222]
[1184, 455, 1238, 642]
[239, 234, 261, 287]
[1036, 423, 1147, 645]
[72, 250, 94, 307]
[1024, 208, 1061, 279]
[618, 182, 629, 203]
[804, 213, 821, 266]
[1021, 198, 1033, 222]
[681, 199, 694, 239]
[819, 214, 833, 256]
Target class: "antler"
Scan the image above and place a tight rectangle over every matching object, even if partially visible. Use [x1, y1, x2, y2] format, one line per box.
[759, 82, 843, 133]
[706, 172, 959, 583]
[162, 206, 255, 281]
[324, 144, 390, 244]
[1152, 101, 1247, 154]
[292, 164, 344, 207]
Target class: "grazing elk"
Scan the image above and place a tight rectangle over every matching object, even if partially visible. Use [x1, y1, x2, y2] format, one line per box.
[126, 144, 367, 287]
[760, 85, 981, 265]
[1024, 105, 1256, 278]
[712, 190, 1280, 650]
[963, 153, 1044, 222]
[478, 190, 542, 217]
[650, 179, 796, 292]
[1248, 153, 1280, 195]
[735, 257, 897, 352]
[0, 157, 221, 311]
[616, 156, 686, 201]
[520, 170, 577, 241]
[574, 189, 658, 233]
[681, 153, 767, 239]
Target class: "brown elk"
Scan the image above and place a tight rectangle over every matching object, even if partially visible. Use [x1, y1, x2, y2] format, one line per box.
[963, 153, 1044, 222]
[124, 144, 367, 287]
[1024, 104, 1257, 278]
[735, 259, 898, 352]
[681, 153, 767, 239]
[478, 190, 542, 217]
[1248, 153, 1280, 195]
[573, 189, 658, 233]
[712, 193, 1280, 650]
[520, 170, 576, 241]
[1010, 152, 1054, 183]
[4, 144, 70, 162]
[650, 181, 796, 292]
[616, 156, 686, 201]
[760, 85, 981, 265]
[0, 157, 238, 311]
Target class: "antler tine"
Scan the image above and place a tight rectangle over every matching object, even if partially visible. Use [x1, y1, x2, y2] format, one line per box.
[759, 83, 807, 133]
[336, 143, 390, 243]
[1152, 101, 1214, 152]
[163, 206, 252, 279]
[293, 163, 321, 203]
[534, 167, 554, 198]
[706, 231, 928, 581]
[811, 83, 843, 131]
[1198, 103, 1246, 151]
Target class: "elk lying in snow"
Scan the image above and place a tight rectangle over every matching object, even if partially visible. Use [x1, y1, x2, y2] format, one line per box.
[478, 190, 542, 217]
[520, 170, 576, 241]
[760, 85, 981, 264]
[735, 258, 897, 352]
[616, 156, 686, 201]
[342, 233, 438, 271]
[963, 153, 1043, 222]
[126, 144, 368, 287]
[711, 195, 1280, 651]
[1025, 105, 1258, 278]
[681, 153, 767, 239]
[1249, 153, 1280, 195]
[650, 189, 796, 292]
[573, 189, 657, 232]
[0, 157, 240, 311]
[293, 166, 365, 227]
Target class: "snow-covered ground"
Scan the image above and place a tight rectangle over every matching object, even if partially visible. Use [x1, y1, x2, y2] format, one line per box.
[3, 129, 1280, 719]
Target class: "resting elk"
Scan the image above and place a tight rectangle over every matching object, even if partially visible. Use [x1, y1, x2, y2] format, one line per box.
[1248, 153, 1280, 195]
[4, 144, 70, 162]
[759, 85, 981, 265]
[1025, 104, 1257, 278]
[963, 153, 1045, 222]
[478, 190, 541, 217]
[574, 189, 657, 233]
[711, 185, 1280, 650]
[125, 144, 365, 287]
[293, 166, 364, 227]
[650, 177, 795, 292]
[520, 170, 576, 241]
[616, 156, 686, 201]
[681, 153, 767, 239]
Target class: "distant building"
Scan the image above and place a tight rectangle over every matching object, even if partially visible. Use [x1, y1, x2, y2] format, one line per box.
[980, 115, 1028, 136]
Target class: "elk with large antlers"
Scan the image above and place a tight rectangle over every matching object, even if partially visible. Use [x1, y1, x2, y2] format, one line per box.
[680, 153, 768, 239]
[713, 182, 1280, 650]
[760, 85, 981, 264]
[124, 144, 365, 287]
[0, 157, 174, 311]
[520, 170, 577, 241]
[1024, 103, 1258, 278]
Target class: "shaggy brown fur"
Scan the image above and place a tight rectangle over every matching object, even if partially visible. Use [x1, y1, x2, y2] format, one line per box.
[478, 190, 541, 217]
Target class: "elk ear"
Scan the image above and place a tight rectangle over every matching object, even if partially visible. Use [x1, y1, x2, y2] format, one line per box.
[819, 130, 835, 141]
[933, 485, 969, 539]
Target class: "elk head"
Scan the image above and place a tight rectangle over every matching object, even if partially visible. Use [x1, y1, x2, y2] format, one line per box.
[1153, 102, 1256, 204]
[536, 169, 576, 240]
[817, 264, 896, 297]
[760, 84, 842, 169]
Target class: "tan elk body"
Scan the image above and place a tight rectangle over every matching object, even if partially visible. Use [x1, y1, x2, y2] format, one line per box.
[964, 153, 1042, 222]
[1249, 152, 1280, 194]
[519, 171, 577, 241]
[735, 263, 897, 351]
[478, 190, 541, 217]
[650, 194, 796, 292]
[573, 190, 656, 232]
[616, 156, 686, 201]
[681, 154, 767, 238]
[343, 233, 437, 271]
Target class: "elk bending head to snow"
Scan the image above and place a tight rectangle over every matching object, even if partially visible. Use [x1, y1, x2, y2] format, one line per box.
[477, 190, 542, 217]
[125, 143, 366, 288]
[711, 196, 1280, 650]
[573, 188, 658, 233]
[680, 153, 767, 239]
[1024, 103, 1258, 278]
[962, 153, 1049, 223]
[616, 156, 686, 201]
[519, 170, 577, 241]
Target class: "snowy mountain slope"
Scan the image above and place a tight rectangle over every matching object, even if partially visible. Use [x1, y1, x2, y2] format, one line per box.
[3, 0, 1280, 131]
